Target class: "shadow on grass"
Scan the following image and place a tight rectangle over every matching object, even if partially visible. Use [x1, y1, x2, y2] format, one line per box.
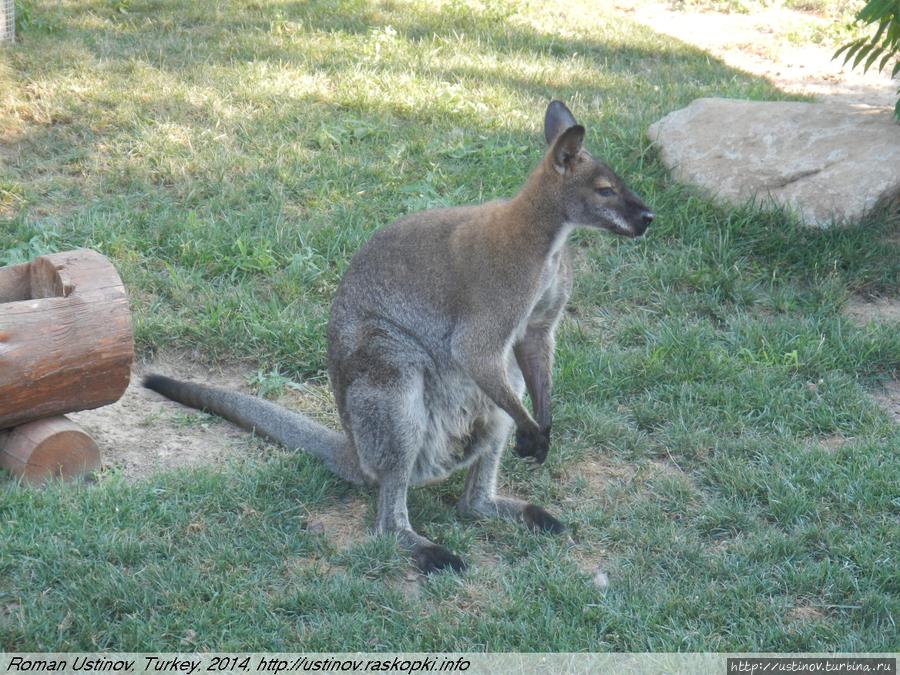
[8, 0, 787, 133]
[4, 0, 898, 338]
[1, 0, 791, 232]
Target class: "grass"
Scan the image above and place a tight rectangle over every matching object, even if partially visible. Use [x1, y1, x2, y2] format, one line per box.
[1, 0, 899, 652]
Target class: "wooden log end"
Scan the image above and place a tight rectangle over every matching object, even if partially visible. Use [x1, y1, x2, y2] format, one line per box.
[0, 416, 101, 485]
[0, 247, 134, 429]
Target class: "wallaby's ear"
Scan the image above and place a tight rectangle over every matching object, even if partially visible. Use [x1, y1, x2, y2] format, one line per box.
[544, 100, 579, 145]
[551, 124, 585, 174]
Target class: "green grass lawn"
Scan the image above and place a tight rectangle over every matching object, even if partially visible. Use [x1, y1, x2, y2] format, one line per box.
[1, 0, 898, 652]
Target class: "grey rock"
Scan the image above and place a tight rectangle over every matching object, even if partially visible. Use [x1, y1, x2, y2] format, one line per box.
[648, 98, 900, 226]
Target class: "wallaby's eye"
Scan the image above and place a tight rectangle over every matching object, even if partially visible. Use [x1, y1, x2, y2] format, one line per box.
[596, 187, 616, 198]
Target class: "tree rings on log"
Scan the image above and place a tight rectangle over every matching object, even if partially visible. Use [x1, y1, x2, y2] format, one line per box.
[0, 416, 101, 484]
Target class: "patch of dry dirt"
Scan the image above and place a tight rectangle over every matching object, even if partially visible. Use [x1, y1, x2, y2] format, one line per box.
[618, 1, 897, 107]
[305, 496, 370, 549]
[67, 351, 338, 482]
[844, 297, 900, 326]
[873, 380, 900, 424]
[840, 298, 900, 426]
[566, 455, 638, 495]
[810, 434, 850, 453]
[786, 604, 827, 622]
[284, 495, 372, 578]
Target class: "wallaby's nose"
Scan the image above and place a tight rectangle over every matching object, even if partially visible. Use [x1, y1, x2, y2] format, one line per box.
[632, 210, 654, 238]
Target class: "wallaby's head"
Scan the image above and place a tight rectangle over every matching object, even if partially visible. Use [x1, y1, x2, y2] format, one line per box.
[543, 100, 654, 238]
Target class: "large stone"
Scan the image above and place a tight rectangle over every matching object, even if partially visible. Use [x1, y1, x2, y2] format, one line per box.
[647, 98, 900, 226]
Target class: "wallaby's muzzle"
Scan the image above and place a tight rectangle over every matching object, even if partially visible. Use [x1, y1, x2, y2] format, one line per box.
[631, 208, 655, 238]
[611, 192, 655, 238]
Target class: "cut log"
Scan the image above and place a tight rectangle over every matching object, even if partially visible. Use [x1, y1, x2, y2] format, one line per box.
[0, 248, 134, 429]
[0, 416, 101, 484]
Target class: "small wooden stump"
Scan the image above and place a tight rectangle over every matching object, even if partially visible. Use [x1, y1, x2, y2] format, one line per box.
[0, 416, 101, 485]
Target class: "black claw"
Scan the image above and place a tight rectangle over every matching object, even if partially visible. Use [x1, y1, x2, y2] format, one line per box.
[523, 504, 566, 534]
[413, 544, 466, 574]
[513, 425, 550, 464]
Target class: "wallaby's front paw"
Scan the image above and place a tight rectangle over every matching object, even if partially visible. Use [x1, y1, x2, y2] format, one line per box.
[523, 504, 565, 534]
[513, 425, 550, 463]
[413, 544, 466, 574]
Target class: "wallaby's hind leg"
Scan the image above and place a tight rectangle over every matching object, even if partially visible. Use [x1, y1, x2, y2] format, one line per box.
[373, 466, 466, 573]
[344, 373, 465, 574]
[457, 410, 565, 534]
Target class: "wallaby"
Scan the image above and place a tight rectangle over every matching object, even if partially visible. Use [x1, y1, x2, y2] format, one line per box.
[144, 100, 654, 573]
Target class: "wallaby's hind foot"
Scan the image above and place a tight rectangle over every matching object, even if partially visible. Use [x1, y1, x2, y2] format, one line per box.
[349, 372, 470, 573]
[458, 433, 566, 535]
[386, 526, 466, 574]
[522, 504, 565, 534]
[459, 495, 566, 535]
[414, 544, 466, 574]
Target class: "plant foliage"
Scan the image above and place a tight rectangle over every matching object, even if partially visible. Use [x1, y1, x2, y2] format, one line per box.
[834, 0, 900, 118]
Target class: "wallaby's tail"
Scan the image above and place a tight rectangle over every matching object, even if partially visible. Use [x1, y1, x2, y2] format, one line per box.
[143, 374, 368, 486]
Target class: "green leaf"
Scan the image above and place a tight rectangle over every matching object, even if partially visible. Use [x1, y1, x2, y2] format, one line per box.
[852, 45, 875, 70]
[838, 39, 867, 66]
[833, 42, 854, 61]
[887, 20, 900, 46]
[864, 46, 886, 72]
[860, 0, 893, 24]
[871, 17, 890, 45]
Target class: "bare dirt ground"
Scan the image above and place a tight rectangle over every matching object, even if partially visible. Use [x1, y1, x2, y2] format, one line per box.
[844, 297, 900, 326]
[68, 350, 339, 482]
[619, 1, 897, 107]
[69, 353, 255, 480]
[873, 379, 900, 425]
